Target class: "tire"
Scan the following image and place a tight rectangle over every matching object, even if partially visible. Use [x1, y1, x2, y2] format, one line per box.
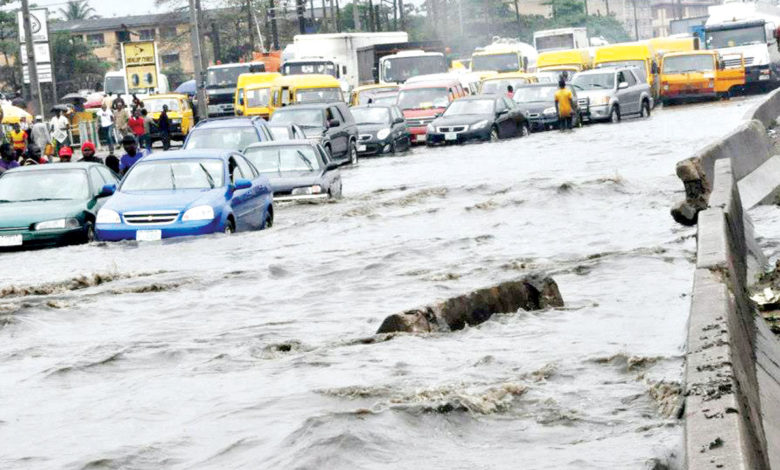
[640, 100, 651, 118]
[389, 139, 397, 155]
[83, 222, 95, 244]
[224, 218, 235, 234]
[519, 123, 530, 137]
[263, 209, 273, 229]
[349, 141, 358, 165]
[490, 126, 499, 141]
[609, 105, 621, 123]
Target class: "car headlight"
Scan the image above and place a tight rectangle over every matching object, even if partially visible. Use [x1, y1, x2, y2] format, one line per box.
[376, 128, 391, 140]
[426, 123, 435, 133]
[291, 185, 322, 195]
[96, 209, 121, 224]
[600, 96, 611, 105]
[34, 217, 80, 231]
[543, 107, 557, 116]
[182, 205, 215, 221]
[470, 120, 489, 130]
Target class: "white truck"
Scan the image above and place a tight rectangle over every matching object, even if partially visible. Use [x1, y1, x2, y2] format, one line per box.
[378, 49, 448, 84]
[103, 70, 170, 103]
[284, 32, 409, 92]
[533, 28, 589, 54]
[704, 0, 780, 88]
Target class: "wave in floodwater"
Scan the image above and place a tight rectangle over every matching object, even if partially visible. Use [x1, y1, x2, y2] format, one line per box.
[0, 97, 765, 469]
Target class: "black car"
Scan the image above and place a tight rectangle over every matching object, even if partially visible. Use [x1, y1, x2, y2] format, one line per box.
[243, 140, 342, 202]
[426, 95, 530, 145]
[269, 102, 359, 165]
[268, 123, 306, 141]
[351, 105, 410, 156]
[513, 83, 582, 131]
[183, 116, 274, 152]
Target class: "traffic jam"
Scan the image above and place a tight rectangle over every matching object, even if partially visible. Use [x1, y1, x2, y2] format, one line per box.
[1, 11, 773, 251]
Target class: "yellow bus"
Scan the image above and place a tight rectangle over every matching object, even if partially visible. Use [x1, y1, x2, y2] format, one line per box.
[235, 72, 281, 116]
[270, 74, 344, 108]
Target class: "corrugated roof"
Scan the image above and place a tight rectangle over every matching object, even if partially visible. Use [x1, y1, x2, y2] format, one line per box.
[50, 11, 190, 34]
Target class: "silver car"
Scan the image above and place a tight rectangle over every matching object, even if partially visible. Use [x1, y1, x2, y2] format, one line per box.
[571, 67, 653, 123]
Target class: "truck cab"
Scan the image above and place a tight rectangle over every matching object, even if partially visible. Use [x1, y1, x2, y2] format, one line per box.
[533, 27, 589, 54]
[205, 63, 263, 118]
[660, 51, 745, 104]
[378, 50, 449, 84]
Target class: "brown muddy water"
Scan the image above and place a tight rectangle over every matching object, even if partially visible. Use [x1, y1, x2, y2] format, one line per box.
[0, 96, 764, 469]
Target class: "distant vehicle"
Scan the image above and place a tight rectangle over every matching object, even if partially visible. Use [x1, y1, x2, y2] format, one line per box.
[350, 84, 400, 106]
[397, 78, 467, 144]
[144, 94, 195, 143]
[235, 72, 282, 116]
[268, 122, 306, 140]
[536, 49, 592, 76]
[351, 105, 410, 155]
[472, 39, 537, 73]
[244, 141, 343, 202]
[95, 150, 273, 241]
[369, 90, 399, 106]
[183, 117, 274, 152]
[205, 62, 264, 118]
[357, 41, 447, 85]
[269, 102, 359, 165]
[533, 27, 589, 54]
[0, 163, 119, 248]
[241, 82, 278, 120]
[571, 67, 652, 123]
[594, 42, 660, 99]
[426, 95, 530, 145]
[513, 83, 582, 131]
[660, 51, 746, 104]
[479, 72, 539, 94]
[269, 74, 345, 107]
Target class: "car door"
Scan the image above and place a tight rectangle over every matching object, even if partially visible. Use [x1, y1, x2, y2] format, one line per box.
[624, 70, 641, 114]
[391, 106, 407, 148]
[87, 167, 107, 214]
[615, 71, 632, 114]
[325, 106, 346, 158]
[494, 98, 513, 137]
[235, 154, 266, 229]
[503, 97, 523, 135]
[317, 144, 340, 196]
[228, 156, 254, 231]
[338, 103, 358, 148]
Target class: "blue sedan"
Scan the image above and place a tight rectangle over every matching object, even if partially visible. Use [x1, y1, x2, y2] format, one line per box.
[95, 149, 273, 242]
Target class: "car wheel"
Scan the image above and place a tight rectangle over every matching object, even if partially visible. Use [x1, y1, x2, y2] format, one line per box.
[610, 105, 621, 123]
[519, 123, 530, 137]
[490, 126, 499, 141]
[83, 222, 95, 244]
[224, 218, 235, 234]
[263, 209, 273, 229]
[389, 139, 397, 154]
[640, 100, 651, 118]
[349, 141, 358, 165]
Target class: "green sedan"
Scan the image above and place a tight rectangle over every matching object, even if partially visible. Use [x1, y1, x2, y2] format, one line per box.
[0, 162, 120, 249]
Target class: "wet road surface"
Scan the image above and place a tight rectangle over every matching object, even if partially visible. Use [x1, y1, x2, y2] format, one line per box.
[0, 96, 764, 469]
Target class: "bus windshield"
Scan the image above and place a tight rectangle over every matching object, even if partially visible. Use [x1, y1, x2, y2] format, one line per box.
[706, 25, 766, 49]
[104, 76, 126, 95]
[381, 56, 447, 83]
[662, 55, 715, 74]
[535, 34, 575, 53]
[207, 65, 251, 88]
[472, 53, 521, 73]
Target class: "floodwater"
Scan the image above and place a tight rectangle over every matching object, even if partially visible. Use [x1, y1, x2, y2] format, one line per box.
[0, 97, 763, 469]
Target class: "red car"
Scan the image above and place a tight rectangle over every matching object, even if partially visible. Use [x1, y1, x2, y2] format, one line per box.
[397, 78, 467, 144]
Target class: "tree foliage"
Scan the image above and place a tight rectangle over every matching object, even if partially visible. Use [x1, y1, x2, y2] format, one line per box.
[58, 1, 98, 21]
[50, 32, 109, 94]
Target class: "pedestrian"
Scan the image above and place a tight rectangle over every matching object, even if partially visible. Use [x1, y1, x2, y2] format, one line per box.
[50, 109, 71, 155]
[105, 154, 120, 175]
[129, 109, 145, 147]
[119, 134, 149, 175]
[9, 122, 27, 158]
[113, 101, 131, 138]
[131, 93, 144, 113]
[506, 85, 514, 99]
[30, 115, 51, 158]
[142, 109, 154, 152]
[554, 79, 574, 132]
[58, 146, 73, 162]
[0, 143, 20, 172]
[113, 95, 126, 111]
[157, 104, 171, 151]
[22, 144, 46, 165]
[97, 104, 116, 156]
[79, 141, 102, 163]
[102, 91, 115, 111]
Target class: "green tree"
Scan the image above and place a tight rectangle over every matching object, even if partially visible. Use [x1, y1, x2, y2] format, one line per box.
[50, 32, 109, 94]
[59, 1, 98, 21]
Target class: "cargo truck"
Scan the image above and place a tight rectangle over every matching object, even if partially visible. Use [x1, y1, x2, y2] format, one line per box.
[356, 41, 448, 85]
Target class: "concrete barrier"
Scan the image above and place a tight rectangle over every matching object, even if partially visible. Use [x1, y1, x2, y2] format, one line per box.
[745, 87, 780, 128]
[685, 158, 780, 469]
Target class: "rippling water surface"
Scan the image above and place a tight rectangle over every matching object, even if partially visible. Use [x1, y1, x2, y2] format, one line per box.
[0, 97, 763, 469]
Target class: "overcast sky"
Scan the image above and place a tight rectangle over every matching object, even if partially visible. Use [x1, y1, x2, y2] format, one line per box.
[3, 0, 204, 19]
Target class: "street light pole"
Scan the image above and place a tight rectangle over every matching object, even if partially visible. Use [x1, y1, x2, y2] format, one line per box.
[189, 0, 208, 120]
[21, 0, 43, 118]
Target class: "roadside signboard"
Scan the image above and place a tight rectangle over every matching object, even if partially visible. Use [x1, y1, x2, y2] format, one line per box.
[18, 8, 52, 84]
[17, 9, 48, 43]
[121, 41, 159, 92]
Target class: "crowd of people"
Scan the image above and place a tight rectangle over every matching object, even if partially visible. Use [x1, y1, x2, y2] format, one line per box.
[96, 92, 171, 155]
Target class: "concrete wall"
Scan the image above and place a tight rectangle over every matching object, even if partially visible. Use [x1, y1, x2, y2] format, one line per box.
[745, 87, 780, 130]
[685, 158, 780, 469]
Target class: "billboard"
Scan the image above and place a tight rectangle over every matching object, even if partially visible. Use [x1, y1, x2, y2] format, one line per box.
[121, 41, 159, 92]
[18, 8, 52, 84]
[17, 9, 49, 43]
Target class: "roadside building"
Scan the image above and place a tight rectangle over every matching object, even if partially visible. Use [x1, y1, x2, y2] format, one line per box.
[649, 0, 720, 37]
[588, 0, 654, 40]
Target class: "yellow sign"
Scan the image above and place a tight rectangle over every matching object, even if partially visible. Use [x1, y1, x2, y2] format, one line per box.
[122, 41, 158, 91]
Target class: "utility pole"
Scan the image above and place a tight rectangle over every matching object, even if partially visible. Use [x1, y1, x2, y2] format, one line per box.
[297, 0, 306, 33]
[247, 0, 255, 58]
[632, 0, 639, 40]
[398, 0, 404, 29]
[196, 0, 208, 67]
[269, 0, 280, 49]
[330, 0, 337, 31]
[21, 0, 43, 118]
[336, 0, 341, 32]
[353, 0, 362, 30]
[393, 0, 397, 29]
[189, 0, 208, 120]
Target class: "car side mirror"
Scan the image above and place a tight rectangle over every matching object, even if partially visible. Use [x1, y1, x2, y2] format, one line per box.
[618, 82, 629, 90]
[328, 119, 340, 127]
[434, 112, 442, 118]
[98, 184, 116, 197]
[497, 109, 508, 116]
[394, 117, 405, 124]
[325, 162, 339, 171]
[234, 179, 252, 190]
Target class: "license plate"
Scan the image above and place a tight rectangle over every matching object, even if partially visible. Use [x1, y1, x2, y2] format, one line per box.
[136, 230, 162, 242]
[759, 75, 770, 81]
[0, 234, 22, 247]
[357, 145, 366, 152]
[445, 132, 457, 141]
[415, 134, 426, 142]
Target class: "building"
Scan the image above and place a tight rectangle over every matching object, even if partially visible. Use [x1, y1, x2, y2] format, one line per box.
[587, 0, 654, 39]
[650, 0, 720, 37]
[516, 0, 554, 16]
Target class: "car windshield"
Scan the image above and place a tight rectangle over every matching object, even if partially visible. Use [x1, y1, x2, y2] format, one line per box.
[481, 78, 530, 94]
[351, 107, 391, 125]
[572, 73, 615, 90]
[371, 93, 398, 105]
[444, 99, 494, 116]
[513, 86, 558, 103]
[381, 56, 448, 83]
[397, 87, 449, 110]
[283, 62, 337, 77]
[472, 53, 520, 73]
[356, 87, 396, 105]
[0, 170, 89, 202]
[185, 128, 260, 151]
[247, 88, 271, 107]
[296, 88, 342, 103]
[663, 55, 715, 74]
[595, 60, 647, 81]
[706, 25, 766, 49]
[122, 159, 224, 191]
[145, 99, 180, 112]
[207, 65, 250, 88]
[245, 146, 321, 174]
[270, 109, 324, 128]
[269, 127, 291, 140]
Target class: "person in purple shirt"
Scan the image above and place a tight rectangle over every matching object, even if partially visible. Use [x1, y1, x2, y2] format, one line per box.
[0, 143, 20, 173]
[118, 135, 149, 175]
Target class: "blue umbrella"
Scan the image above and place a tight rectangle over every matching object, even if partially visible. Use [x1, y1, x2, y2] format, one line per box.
[175, 79, 196, 95]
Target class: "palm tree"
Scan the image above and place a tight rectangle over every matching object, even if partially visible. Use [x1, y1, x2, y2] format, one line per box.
[59, 1, 98, 21]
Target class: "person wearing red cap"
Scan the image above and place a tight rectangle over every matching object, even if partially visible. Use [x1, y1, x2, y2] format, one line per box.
[79, 141, 102, 163]
[58, 146, 73, 162]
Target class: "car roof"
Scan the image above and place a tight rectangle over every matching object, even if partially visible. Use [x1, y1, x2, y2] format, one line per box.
[458, 94, 502, 101]
[142, 149, 236, 161]
[245, 140, 315, 150]
[194, 117, 262, 129]
[5, 162, 96, 173]
[401, 80, 459, 90]
[275, 103, 332, 110]
[351, 104, 394, 109]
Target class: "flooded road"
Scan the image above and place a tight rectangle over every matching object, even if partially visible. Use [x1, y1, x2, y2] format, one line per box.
[0, 96, 763, 469]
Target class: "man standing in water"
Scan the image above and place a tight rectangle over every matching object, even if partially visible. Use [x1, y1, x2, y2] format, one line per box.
[554, 79, 574, 132]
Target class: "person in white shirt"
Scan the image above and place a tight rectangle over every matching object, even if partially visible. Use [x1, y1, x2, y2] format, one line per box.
[49, 110, 70, 155]
[97, 104, 115, 155]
